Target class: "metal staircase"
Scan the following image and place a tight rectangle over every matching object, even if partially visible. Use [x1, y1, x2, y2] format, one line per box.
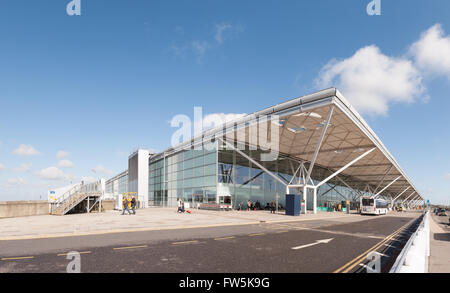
[50, 181, 103, 216]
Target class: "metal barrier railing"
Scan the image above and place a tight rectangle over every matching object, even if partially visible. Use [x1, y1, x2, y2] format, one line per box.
[389, 210, 430, 273]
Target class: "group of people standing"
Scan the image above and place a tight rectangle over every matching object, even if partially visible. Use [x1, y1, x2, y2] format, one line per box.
[122, 196, 137, 215]
[238, 200, 277, 213]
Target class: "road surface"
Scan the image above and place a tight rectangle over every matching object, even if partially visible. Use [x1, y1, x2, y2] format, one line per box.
[0, 212, 421, 273]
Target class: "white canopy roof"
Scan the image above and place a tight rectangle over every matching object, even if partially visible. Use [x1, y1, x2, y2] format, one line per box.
[157, 88, 422, 202]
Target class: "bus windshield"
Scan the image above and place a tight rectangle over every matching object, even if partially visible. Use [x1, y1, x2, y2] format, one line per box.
[362, 198, 374, 206]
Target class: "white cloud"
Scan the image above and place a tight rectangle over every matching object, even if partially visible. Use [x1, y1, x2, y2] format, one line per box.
[316, 45, 425, 115]
[91, 165, 113, 176]
[13, 163, 32, 172]
[13, 144, 40, 156]
[58, 159, 74, 168]
[81, 176, 97, 183]
[37, 166, 71, 181]
[56, 150, 70, 159]
[215, 22, 243, 44]
[7, 177, 27, 186]
[191, 40, 211, 62]
[171, 22, 243, 62]
[0, 163, 6, 170]
[445, 174, 450, 180]
[215, 23, 232, 44]
[410, 24, 450, 78]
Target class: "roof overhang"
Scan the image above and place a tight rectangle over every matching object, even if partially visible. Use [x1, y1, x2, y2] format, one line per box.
[153, 88, 422, 202]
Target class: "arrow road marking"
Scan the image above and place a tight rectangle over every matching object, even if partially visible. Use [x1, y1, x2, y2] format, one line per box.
[291, 238, 334, 250]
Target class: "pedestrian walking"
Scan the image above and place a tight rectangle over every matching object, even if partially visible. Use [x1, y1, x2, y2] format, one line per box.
[270, 200, 276, 214]
[177, 198, 185, 213]
[131, 196, 137, 215]
[121, 196, 132, 215]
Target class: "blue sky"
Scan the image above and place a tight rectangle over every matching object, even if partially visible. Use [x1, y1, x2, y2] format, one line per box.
[0, 0, 449, 204]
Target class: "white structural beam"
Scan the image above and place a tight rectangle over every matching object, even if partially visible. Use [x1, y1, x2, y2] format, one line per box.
[316, 148, 376, 188]
[289, 163, 302, 185]
[219, 138, 287, 187]
[304, 106, 334, 186]
[402, 192, 416, 203]
[373, 165, 393, 194]
[335, 175, 364, 201]
[392, 186, 411, 204]
[374, 176, 402, 198]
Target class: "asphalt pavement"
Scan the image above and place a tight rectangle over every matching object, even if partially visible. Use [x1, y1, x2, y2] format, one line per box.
[0, 212, 420, 273]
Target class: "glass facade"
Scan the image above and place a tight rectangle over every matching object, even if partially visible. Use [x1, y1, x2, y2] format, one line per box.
[146, 139, 381, 210]
[215, 143, 378, 211]
[217, 147, 290, 209]
[149, 142, 217, 207]
[118, 174, 128, 194]
[105, 172, 128, 199]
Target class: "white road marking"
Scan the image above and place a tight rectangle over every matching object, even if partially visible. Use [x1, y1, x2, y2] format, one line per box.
[1, 256, 34, 261]
[291, 238, 334, 250]
[172, 240, 199, 245]
[214, 236, 235, 241]
[113, 245, 148, 250]
[57, 251, 91, 256]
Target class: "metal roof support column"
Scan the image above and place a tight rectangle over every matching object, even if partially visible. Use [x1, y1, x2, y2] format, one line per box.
[402, 192, 416, 204]
[289, 162, 303, 185]
[374, 176, 402, 198]
[219, 138, 287, 187]
[303, 185, 307, 214]
[318, 183, 338, 198]
[391, 186, 410, 206]
[408, 196, 419, 209]
[304, 105, 335, 186]
[297, 162, 304, 184]
[313, 187, 317, 214]
[336, 175, 364, 200]
[316, 148, 376, 188]
[373, 165, 393, 194]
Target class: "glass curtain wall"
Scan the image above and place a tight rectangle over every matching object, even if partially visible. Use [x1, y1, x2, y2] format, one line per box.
[217, 144, 380, 211]
[149, 142, 217, 207]
[217, 146, 288, 210]
[148, 140, 387, 211]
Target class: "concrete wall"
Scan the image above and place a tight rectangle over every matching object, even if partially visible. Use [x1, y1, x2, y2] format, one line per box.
[0, 200, 49, 218]
[101, 200, 115, 211]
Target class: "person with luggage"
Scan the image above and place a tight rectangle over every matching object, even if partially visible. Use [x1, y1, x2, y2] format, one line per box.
[177, 198, 185, 213]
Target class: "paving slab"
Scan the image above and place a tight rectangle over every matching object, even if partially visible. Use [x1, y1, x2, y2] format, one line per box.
[429, 213, 450, 273]
[0, 207, 418, 241]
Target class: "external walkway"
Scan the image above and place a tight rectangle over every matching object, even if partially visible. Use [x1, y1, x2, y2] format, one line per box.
[0, 207, 379, 241]
[429, 213, 450, 273]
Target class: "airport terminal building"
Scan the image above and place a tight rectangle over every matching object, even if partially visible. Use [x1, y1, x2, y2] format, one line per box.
[105, 88, 423, 213]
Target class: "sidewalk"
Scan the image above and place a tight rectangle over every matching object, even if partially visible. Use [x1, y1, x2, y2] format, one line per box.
[429, 214, 450, 273]
[0, 207, 372, 240]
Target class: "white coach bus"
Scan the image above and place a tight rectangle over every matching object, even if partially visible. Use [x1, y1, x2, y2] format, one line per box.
[360, 196, 388, 215]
